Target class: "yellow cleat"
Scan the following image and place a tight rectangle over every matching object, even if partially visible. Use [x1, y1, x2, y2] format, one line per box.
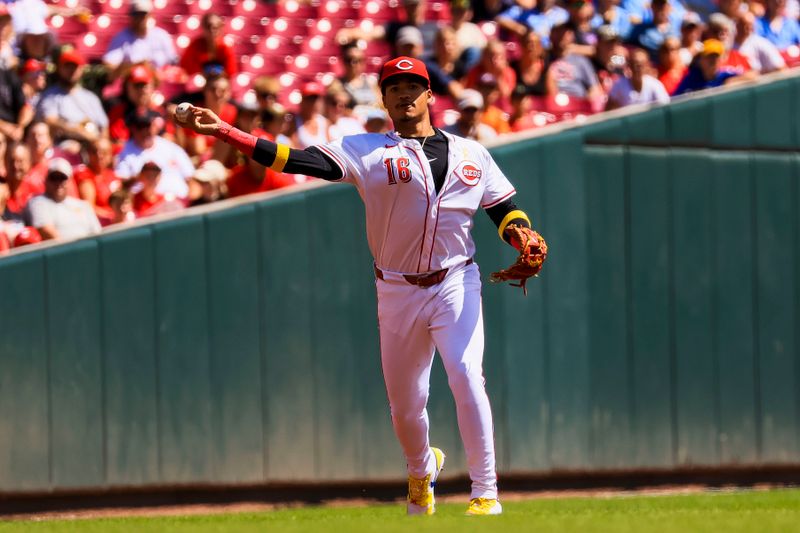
[466, 497, 503, 516]
[407, 447, 446, 515]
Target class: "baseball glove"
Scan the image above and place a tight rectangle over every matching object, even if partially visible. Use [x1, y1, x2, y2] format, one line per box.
[490, 225, 548, 295]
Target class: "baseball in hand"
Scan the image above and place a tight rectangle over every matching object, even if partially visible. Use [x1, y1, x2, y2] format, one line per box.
[176, 102, 192, 122]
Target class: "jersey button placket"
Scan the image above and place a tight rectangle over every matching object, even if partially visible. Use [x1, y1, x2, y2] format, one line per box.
[411, 142, 438, 272]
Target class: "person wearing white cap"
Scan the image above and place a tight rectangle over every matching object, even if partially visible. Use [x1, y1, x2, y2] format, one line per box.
[442, 89, 498, 142]
[103, 0, 177, 77]
[25, 158, 101, 240]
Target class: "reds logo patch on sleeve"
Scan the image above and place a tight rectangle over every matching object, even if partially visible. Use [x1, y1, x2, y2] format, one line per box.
[454, 160, 482, 186]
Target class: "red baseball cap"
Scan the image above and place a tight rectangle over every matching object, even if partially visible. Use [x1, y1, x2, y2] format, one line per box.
[59, 49, 86, 66]
[13, 227, 42, 248]
[128, 64, 152, 83]
[379, 56, 429, 88]
[21, 58, 46, 75]
[301, 81, 325, 97]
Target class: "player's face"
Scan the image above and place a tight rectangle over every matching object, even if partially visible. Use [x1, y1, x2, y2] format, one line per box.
[382, 76, 432, 124]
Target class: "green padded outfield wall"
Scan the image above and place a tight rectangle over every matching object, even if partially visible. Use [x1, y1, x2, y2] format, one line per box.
[2, 76, 800, 492]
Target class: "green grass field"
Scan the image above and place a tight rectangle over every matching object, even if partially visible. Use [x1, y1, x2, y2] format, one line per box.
[2, 489, 799, 532]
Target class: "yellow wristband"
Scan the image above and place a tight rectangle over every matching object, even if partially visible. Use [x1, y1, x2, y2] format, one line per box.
[497, 210, 531, 239]
[270, 143, 290, 172]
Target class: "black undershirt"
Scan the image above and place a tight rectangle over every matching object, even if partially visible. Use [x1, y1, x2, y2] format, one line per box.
[251, 136, 529, 240]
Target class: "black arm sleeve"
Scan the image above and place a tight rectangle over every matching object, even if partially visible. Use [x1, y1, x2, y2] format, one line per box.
[485, 199, 531, 244]
[251, 138, 345, 181]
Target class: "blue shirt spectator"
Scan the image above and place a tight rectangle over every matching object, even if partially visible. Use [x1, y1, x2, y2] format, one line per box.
[628, 0, 681, 60]
[756, 13, 800, 50]
[591, 0, 635, 41]
[497, 0, 569, 47]
[673, 39, 738, 95]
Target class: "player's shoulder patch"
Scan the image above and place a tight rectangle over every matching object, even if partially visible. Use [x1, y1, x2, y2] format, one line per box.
[453, 160, 483, 187]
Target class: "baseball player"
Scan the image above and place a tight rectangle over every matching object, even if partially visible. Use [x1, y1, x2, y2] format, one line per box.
[174, 56, 546, 516]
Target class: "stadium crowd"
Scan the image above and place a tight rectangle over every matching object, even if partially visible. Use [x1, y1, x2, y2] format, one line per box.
[0, 0, 798, 251]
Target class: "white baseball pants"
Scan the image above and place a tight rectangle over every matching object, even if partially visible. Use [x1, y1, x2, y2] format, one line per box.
[376, 261, 498, 499]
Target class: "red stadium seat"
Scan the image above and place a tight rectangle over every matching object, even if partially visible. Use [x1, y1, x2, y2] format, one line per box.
[97, 0, 129, 16]
[150, 0, 189, 17]
[233, 0, 278, 18]
[277, 0, 318, 19]
[318, 0, 360, 20]
[425, 2, 451, 21]
[175, 14, 203, 37]
[360, 0, 401, 23]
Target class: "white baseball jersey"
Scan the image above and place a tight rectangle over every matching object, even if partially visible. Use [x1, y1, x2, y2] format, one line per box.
[317, 130, 516, 274]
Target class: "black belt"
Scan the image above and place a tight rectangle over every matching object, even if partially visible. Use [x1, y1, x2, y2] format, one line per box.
[374, 258, 473, 288]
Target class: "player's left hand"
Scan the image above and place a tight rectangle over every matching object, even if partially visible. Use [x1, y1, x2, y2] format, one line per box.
[490, 225, 548, 296]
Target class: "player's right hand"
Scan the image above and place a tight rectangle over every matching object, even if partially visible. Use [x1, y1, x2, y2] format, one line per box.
[172, 105, 222, 136]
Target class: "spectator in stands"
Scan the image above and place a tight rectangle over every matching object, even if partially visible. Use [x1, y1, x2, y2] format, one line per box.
[107, 187, 135, 225]
[13, 12, 51, 62]
[450, 0, 487, 69]
[591, 0, 634, 41]
[396, 26, 426, 59]
[474, 72, 512, 134]
[260, 103, 291, 146]
[74, 138, 122, 224]
[25, 157, 100, 240]
[756, 0, 800, 49]
[546, 23, 604, 103]
[226, 142, 295, 198]
[592, 25, 628, 95]
[253, 75, 282, 115]
[496, 0, 569, 48]
[444, 88, 498, 141]
[37, 49, 108, 145]
[719, 0, 748, 20]
[334, 43, 380, 109]
[131, 160, 184, 217]
[657, 36, 688, 94]
[176, 72, 236, 159]
[673, 38, 754, 95]
[509, 86, 539, 132]
[679, 13, 705, 66]
[628, 0, 681, 60]
[472, 0, 516, 23]
[3, 142, 43, 221]
[292, 82, 332, 149]
[0, 65, 32, 143]
[465, 40, 516, 112]
[363, 107, 390, 134]
[0, 132, 6, 177]
[566, 0, 600, 56]
[606, 47, 671, 109]
[212, 99, 262, 168]
[116, 108, 194, 199]
[337, 0, 438, 54]
[188, 159, 227, 207]
[180, 13, 236, 78]
[108, 64, 159, 147]
[19, 59, 47, 109]
[734, 11, 786, 73]
[25, 121, 53, 184]
[706, 13, 752, 74]
[103, 0, 177, 78]
[326, 89, 365, 140]
[0, 4, 15, 69]
[511, 31, 549, 97]
[425, 26, 468, 99]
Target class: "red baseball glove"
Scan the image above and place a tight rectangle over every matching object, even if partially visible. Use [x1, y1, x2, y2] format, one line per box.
[490, 224, 548, 295]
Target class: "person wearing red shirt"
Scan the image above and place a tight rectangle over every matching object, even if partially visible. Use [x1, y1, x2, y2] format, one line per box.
[175, 73, 237, 159]
[107, 64, 161, 149]
[132, 161, 175, 217]
[226, 132, 296, 198]
[3, 142, 44, 220]
[657, 37, 688, 95]
[74, 138, 122, 224]
[464, 40, 517, 113]
[179, 13, 237, 78]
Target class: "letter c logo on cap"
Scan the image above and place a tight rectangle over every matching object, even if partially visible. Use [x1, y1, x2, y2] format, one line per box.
[396, 59, 415, 70]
